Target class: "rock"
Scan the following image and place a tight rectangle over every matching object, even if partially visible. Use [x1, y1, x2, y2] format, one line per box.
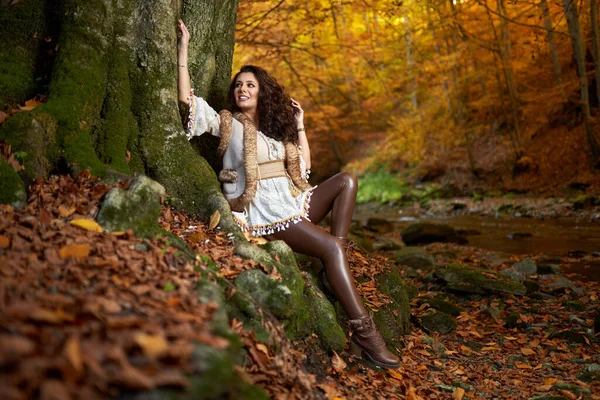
[562, 300, 585, 312]
[97, 175, 164, 236]
[487, 306, 503, 320]
[480, 252, 511, 267]
[372, 237, 404, 251]
[375, 265, 412, 336]
[553, 382, 592, 395]
[505, 312, 527, 329]
[435, 264, 527, 296]
[539, 256, 562, 264]
[523, 280, 540, 294]
[401, 223, 467, 245]
[548, 330, 587, 344]
[528, 396, 570, 400]
[232, 269, 296, 319]
[511, 258, 537, 275]
[568, 315, 588, 327]
[577, 364, 600, 382]
[545, 277, 576, 290]
[395, 247, 435, 269]
[420, 298, 464, 316]
[501, 269, 524, 282]
[595, 308, 600, 334]
[537, 264, 561, 275]
[365, 217, 394, 234]
[419, 312, 456, 334]
[0, 157, 27, 208]
[303, 271, 346, 352]
[507, 232, 533, 240]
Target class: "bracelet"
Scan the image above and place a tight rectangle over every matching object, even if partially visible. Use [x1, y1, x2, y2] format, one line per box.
[297, 127, 305, 133]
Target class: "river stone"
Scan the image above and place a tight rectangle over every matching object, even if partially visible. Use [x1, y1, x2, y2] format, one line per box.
[505, 312, 527, 329]
[501, 269, 525, 282]
[578, 364, 600, 382]
[365, 217, 395, 233]
[419, 312, 456, 334]
[372, 237, 404, 251]
[97, 175, 164, 236]
[401, 223, 467, 245]
[435, 264, 527, 296]
[395, 247, 435, 269]
[523, 280, 540, 294]
[537, 264, 561, 275]
[548, 330, 587, 344]
[511, 258, 537, 275]
[419, 298, 464, 316]
[545, 277, 576, 290]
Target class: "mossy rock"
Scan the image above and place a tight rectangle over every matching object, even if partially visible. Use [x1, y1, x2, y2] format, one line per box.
[435, 264, 527, 296]
[97, 176, 164, 237]
[577, 364, 600, 382]
[511, 258, 537, 275]
[505, 312, 528, 329]
[528, 396, 570, 400]
[420, 298, 464, 316]
[303, 270, 346, 352]
[401, 223, 467, 245]
[375, 266, 411, 335]
[548, 330, 588, 344]
[0, 157, 26, 208]
[553, 382, 592, 395]
[395, 246, 435, 269]
[232, 269, 296, 319]
[523, 280, 541, 294]
[419, 312, 456, 334]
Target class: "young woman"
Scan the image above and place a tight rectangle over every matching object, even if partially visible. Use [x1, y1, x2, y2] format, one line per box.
[177, 19, 400, 369]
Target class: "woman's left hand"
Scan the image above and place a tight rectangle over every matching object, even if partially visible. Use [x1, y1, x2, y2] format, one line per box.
[291, 98, 304, 129]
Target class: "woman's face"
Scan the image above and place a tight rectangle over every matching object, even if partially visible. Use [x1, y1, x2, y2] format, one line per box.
[234, 72, 260, 112]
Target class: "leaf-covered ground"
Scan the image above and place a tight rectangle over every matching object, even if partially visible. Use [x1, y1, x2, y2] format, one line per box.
[1, 174, 599, 399]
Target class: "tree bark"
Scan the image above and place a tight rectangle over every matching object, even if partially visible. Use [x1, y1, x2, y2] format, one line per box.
[564, 0, 600, 168]
[591, 0, 600, 106]
[541, 0, 564, 94]
[0, 0, 243, 235]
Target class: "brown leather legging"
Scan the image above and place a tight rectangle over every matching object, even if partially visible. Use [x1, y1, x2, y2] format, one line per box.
[272, 172, 366, 319]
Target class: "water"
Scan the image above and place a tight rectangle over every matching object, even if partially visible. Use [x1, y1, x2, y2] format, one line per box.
[355, 207, 600, 257]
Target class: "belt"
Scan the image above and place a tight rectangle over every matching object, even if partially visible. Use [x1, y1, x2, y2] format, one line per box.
[258, 160, 286, 180]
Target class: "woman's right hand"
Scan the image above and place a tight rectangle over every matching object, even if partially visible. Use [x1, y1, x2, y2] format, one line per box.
[177, 19, 190, 50]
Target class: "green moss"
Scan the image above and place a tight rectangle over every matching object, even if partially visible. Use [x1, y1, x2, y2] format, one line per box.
[0, 157, 27, 207]
[372, 309, 403, 354]
[435, 264, 527, 295]
[376, 267, 411, 335]
[303, 271, 346, 352]
[420, 298, 464, 316]
[0, 0, 47, 107]
[419, 311, 457, 334]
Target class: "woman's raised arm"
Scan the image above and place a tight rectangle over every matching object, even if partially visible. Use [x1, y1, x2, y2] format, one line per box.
[292, 98, 311, 170]
[177, 19, 191, 105]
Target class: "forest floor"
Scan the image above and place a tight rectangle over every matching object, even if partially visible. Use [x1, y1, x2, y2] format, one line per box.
[1, 174, 599, 399]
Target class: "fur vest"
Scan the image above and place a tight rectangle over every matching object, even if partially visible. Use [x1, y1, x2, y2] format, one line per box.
[216, 110, 312, 212]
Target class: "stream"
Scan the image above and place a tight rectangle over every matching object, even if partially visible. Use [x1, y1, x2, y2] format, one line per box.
[354, 203, 600, 281]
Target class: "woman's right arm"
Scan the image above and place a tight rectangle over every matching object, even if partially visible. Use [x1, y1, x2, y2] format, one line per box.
[177, 19, 191, 106]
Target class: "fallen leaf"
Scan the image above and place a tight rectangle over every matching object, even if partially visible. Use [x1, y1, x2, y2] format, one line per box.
[59, 243, 91, 260]
[535, 384, 552, 392]
[70, 219, 103, 233]
[58, 205, 76, 217]
[317, 383, 339, 399]
[40, 379, 71, 400]
[0, 235, 9, 249]
[388, 369, 403, 381]
[208, 210, 220, 230]
[521, 348, 535, 356]
[331, 351, 346, 373]
[30, 308, 74, 324]
[453, 387, 465, 400]
[39, 208, 52, 224]
[134, 333, 168, 359]
[64, 336, 83, 374]
[406, 385, 422, 400]
[187, 231, 207, 243]
[515, 362, 532, 369]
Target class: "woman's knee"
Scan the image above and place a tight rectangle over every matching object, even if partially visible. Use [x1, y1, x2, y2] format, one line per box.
[319, 235, 346, 263]
[338, 171, 357, 191]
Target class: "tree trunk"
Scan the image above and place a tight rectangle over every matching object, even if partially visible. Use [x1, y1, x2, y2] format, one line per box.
[541, 0, 564, 95]
[404, 16, 418, 111]
[0, 0, 243, 234]
[564, 0, 600, 168]
[591, 0, 600, 106]
[497, 0, 522, 156]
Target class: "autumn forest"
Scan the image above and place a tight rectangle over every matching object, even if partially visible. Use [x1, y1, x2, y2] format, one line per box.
[235, 0, 600, 193]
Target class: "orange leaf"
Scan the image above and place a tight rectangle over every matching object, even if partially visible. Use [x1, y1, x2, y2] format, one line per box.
[208, 210, 220, 230]
[515, 362, 532, 369]
[59, 243, 91, 260]
[58, 205, 76, 218]
[64, 336, 83, 374]
[134, 333, 168, 359]
[453, 387, 465, 400]
[40, 208, 52, 224]
[0, 235, 9, 249]
[70, 219, 103, 232]
[388, 369, 403, 381]
[521, 348, 535, 356]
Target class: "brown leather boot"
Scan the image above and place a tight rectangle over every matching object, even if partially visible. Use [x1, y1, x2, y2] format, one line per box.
[348, 313, 401, 369]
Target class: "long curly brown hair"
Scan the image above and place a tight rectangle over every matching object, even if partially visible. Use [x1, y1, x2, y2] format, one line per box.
[228, 65, 299, 143]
